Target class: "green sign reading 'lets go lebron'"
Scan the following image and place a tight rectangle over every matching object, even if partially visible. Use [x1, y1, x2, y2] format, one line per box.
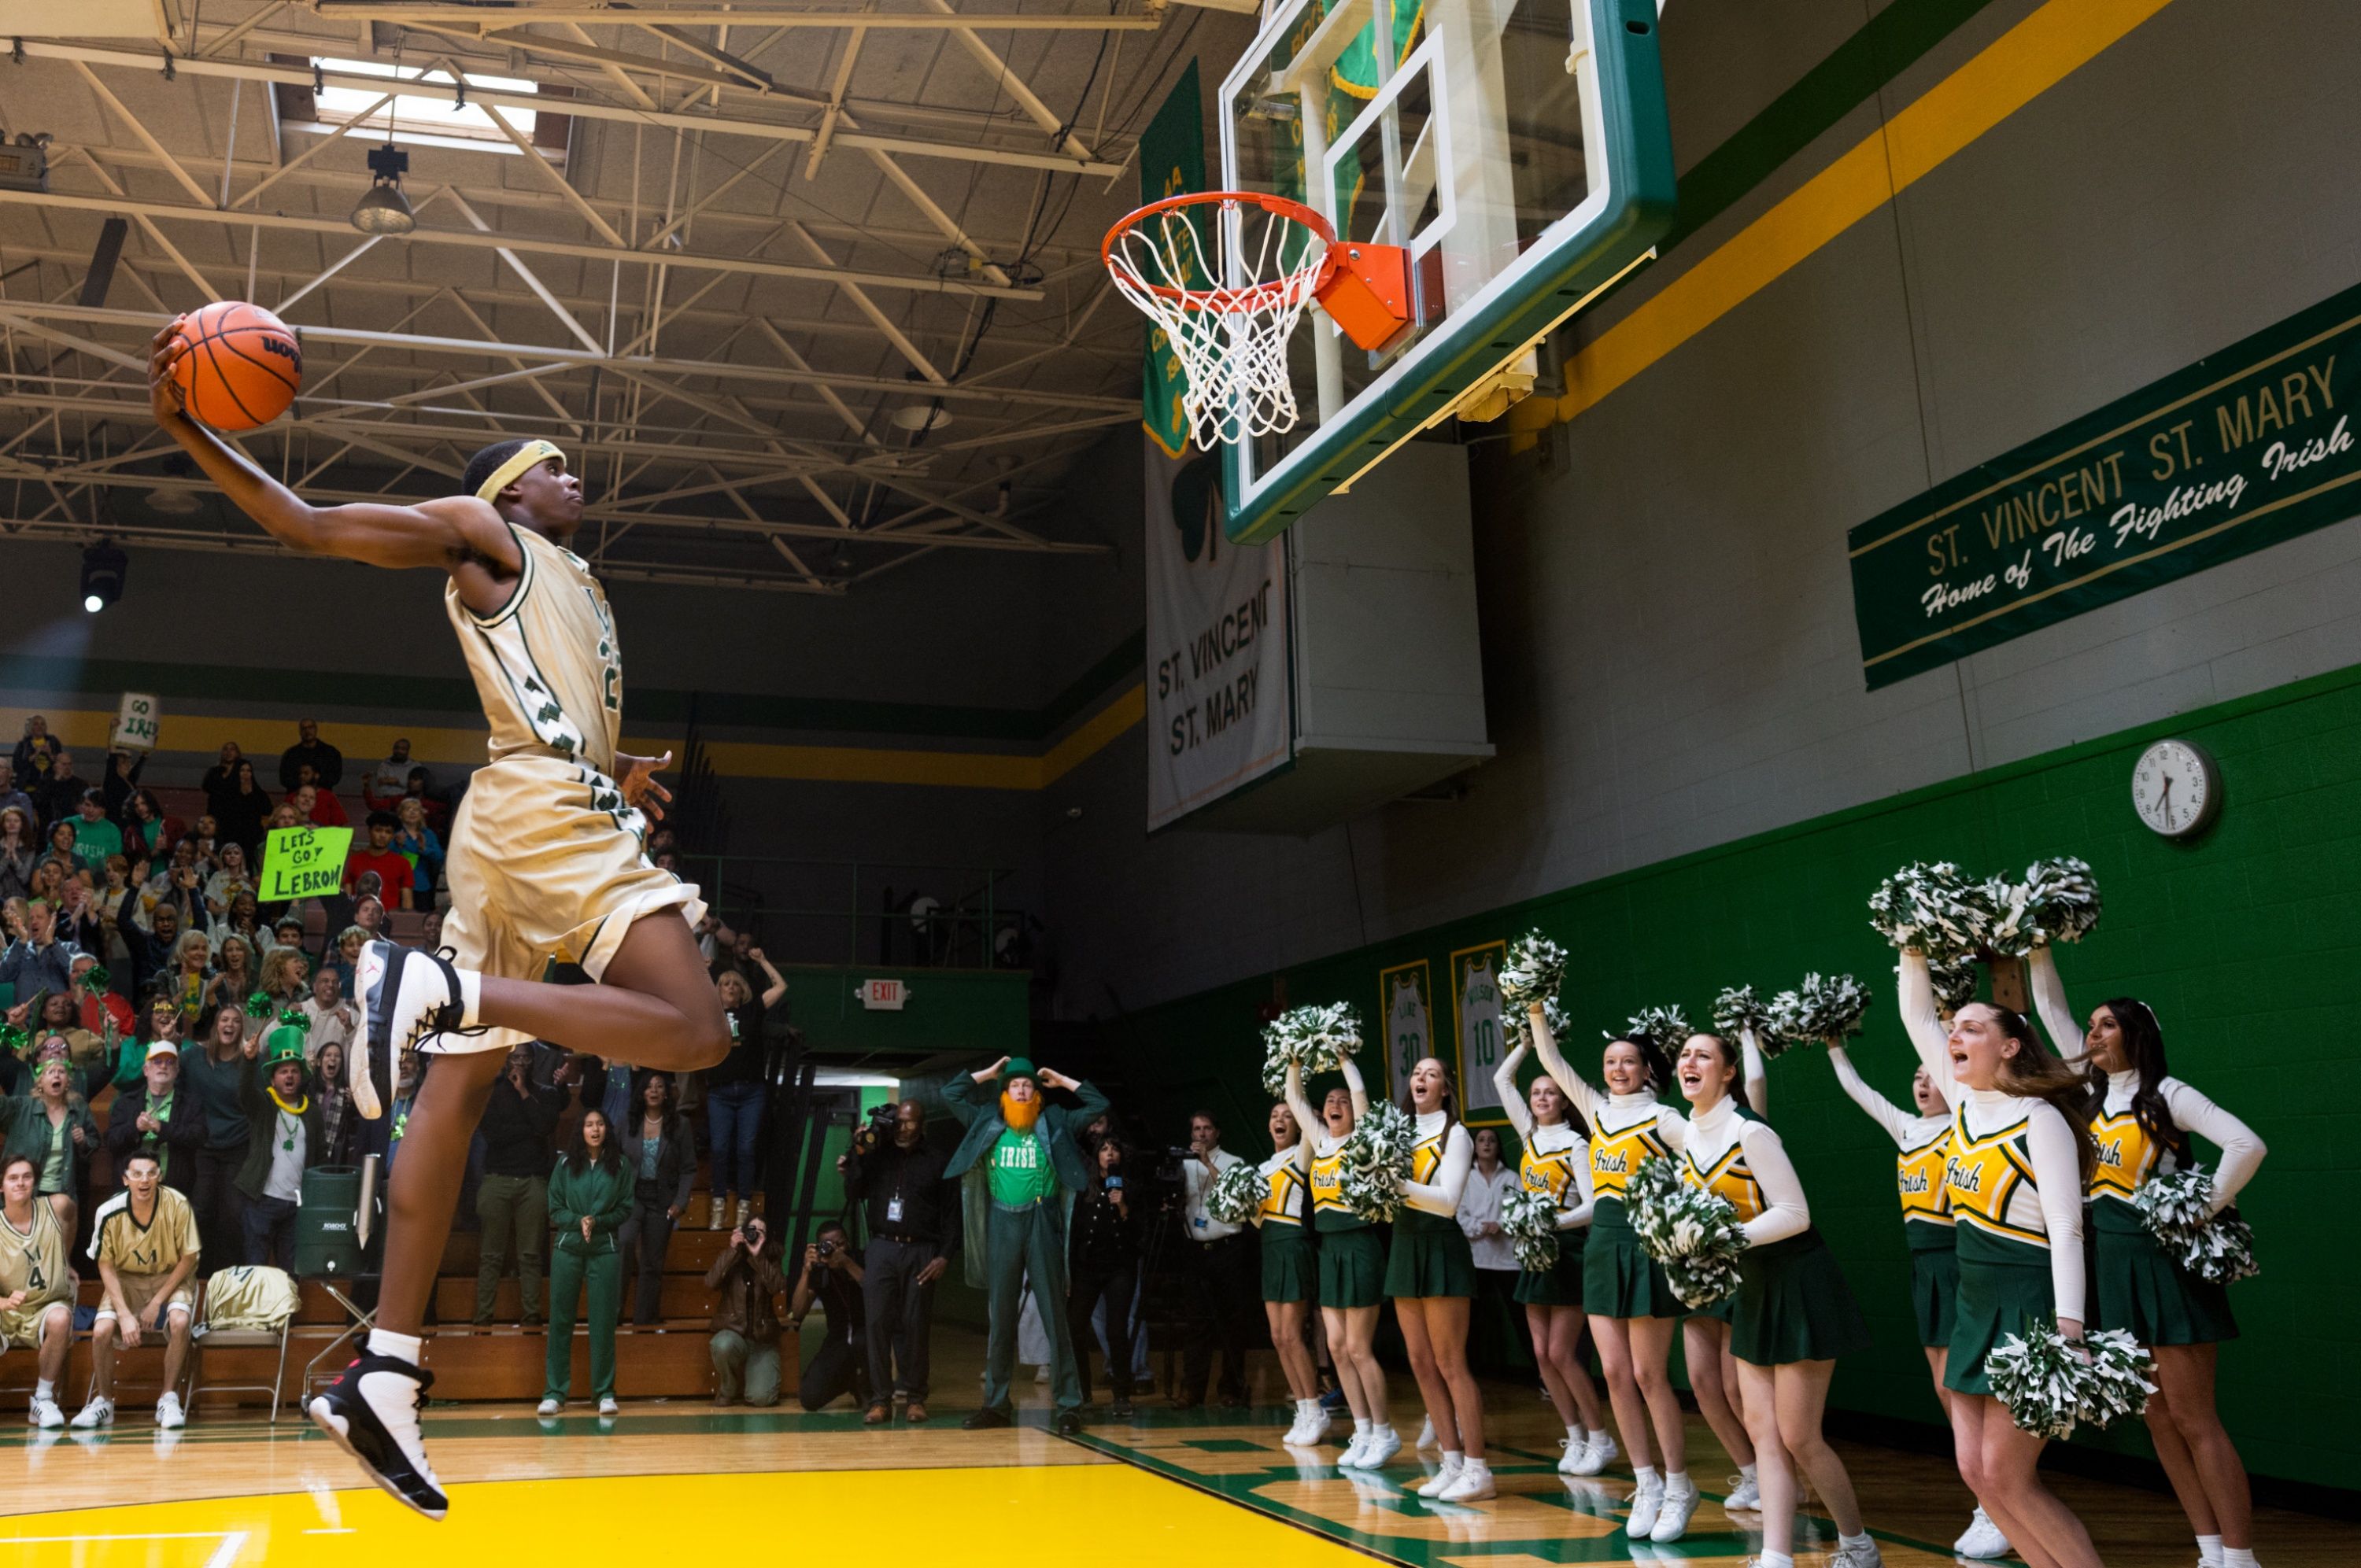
[1849, 282, 2361, 688]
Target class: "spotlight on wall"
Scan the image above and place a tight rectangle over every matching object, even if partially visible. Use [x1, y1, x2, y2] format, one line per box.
[80, 540, 127, 613]
[352, 143, 416, 235]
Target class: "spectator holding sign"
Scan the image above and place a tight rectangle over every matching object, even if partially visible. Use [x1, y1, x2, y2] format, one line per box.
[345, 814, 416, 911]
[288, 777, 349, 830]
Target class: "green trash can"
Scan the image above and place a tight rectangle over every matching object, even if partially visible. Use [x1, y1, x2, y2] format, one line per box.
[294, 1165, 371, 1278]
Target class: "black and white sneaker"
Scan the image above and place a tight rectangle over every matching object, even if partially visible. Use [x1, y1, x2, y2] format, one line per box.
[353, 941, 478, 1120]
[306, 1352, 448, 1520]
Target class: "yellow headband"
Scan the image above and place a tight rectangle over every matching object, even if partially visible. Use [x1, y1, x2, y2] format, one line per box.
[474, 439, 567, 503]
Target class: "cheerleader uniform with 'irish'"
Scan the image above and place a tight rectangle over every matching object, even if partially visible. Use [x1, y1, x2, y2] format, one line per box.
[1306, 1136, 1384, 1308]
[1256, 1143, 1317, 1304]
[1902, 953, 2087, 1398]
[2085, 1067, 2261, 1345]
[1829, 1042, 1958, 1348]
[1384, 1112, 1476, 1299]
[1681, 1094, 1869, 1366]
[1528, 1008, 1691, 1319]
[1493, 1041, 1592, 1305]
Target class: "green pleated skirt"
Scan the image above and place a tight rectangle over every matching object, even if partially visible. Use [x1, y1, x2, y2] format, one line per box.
[1513, 1227, 1588, 1306]
[1261, 1222, 1315, 1304]
[1731, 1229, 1871, 1367]
[1384, 1210, 1476, 1299]
[1583, 1208, 1685, 1320]
[1910, 1239, 1960, 1348]
[2093, 1215, 2237, 1346]
[1316, 1222, 1385, 1310]
[1944, 1234, 2054, 1397]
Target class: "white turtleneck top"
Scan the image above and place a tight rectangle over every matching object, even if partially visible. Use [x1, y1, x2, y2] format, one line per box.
[1681, 1094, 1811, 1249]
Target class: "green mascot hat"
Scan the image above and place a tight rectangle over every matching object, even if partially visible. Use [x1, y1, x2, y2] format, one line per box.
[1003, 1057, 1038, 1083]
[263, 1010, 310, 1068]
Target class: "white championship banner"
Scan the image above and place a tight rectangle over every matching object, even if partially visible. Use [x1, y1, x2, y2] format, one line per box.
[1145, 439, 1291, 831]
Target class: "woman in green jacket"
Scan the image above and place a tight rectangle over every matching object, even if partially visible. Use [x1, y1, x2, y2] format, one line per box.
[543, 1108, 633, 1417]
[0, 1044, 103, 1235]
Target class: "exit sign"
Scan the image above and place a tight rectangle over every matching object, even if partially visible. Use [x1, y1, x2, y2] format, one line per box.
[858, 978, 908, 1011]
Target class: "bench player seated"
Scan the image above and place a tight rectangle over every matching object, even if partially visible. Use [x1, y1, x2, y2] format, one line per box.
[73, 1151, 200, 1430]
[0, 1153, 76, 1429]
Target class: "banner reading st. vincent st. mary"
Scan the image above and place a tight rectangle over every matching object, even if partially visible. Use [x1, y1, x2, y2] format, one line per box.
[1146, 441, 1291, 831]
[1849, 283, 2359, 688]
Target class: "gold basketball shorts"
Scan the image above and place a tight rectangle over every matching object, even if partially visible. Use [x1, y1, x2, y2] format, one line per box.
[437, 752, 707, 1053]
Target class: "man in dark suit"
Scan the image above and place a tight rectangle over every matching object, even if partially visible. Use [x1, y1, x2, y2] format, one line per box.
[943, 1055, 1106, 1435]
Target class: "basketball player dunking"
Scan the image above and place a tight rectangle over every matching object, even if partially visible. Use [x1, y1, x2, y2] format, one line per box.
[147, 320, 731, 1518]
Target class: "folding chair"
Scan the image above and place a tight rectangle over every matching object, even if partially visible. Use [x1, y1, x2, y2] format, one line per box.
[187, 1271, 297, 1422]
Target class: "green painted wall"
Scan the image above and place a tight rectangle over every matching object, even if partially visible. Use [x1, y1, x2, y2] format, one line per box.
[1109, 661, 2361, 1494]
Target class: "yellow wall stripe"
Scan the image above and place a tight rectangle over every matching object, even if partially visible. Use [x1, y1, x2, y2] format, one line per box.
[1511, 0, 2175, 440]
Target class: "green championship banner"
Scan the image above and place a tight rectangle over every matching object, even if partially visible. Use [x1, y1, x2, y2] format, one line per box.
[1138, 61, 1204, 459]
[260, 825, 353, 902]
[1849, 283, 2359, 688]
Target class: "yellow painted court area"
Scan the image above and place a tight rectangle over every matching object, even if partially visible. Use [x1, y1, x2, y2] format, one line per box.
[2, 1463, 1369, 1566]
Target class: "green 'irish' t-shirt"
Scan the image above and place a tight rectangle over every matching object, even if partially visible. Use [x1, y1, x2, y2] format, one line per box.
[987, 1125, 1057, 1205]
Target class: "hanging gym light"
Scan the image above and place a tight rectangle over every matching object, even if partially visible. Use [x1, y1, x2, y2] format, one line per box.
[80, 541, 127, 613]
[352, 142, 416, 234]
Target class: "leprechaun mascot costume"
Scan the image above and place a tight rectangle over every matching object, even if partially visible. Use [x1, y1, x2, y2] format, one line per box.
[944, 1055, 1107, 1433]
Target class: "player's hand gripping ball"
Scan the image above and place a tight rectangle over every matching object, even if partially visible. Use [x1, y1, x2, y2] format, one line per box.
[165, 301, 302, 430]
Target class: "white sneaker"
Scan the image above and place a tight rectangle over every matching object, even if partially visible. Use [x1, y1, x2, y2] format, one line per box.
[28, 1396, 63, 1430]
[1336, 1431, 1373, 1468]
[1830, 1539, 1885, 1568]
[1415, 1454, 1464, 1497]
[1625, 1477, 1665, 1538]
[353, 941, 476, 1121]
[538, 1398, 562, 1416]
[1650, 1478, 1699, 1542]
[68, 1398, 113, 1430]
[1725, 1470, 1761, 1510]
[1294, 1406, 1332, 1448]
[1955, 1508, 2011, 1559]
[1576, 1431, 1616, 1475]
[597, 1396, 619, 1416]
[1439, 1459, 1497, 1503]
[1557, 1436, 1585, 1474]
[1360, 1423, 1402, 1469]
[155, 1392, 185, 1430]
[1415, 1416, 1437, 1449]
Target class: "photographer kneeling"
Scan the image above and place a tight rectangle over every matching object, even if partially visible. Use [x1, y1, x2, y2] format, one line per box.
[789, 1220, 870, 1411]
[706, 1217, 788, 1407]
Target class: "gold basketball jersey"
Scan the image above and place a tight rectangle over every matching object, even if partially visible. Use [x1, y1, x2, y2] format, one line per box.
[447, 526, 623, 774]
[0, 1201, 67, 1304]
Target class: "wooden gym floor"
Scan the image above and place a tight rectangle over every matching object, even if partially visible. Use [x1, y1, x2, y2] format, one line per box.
[0, 1327, 2351, 1566]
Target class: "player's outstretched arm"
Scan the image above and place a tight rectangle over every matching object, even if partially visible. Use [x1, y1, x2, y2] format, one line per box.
[150, 319, 510, 574]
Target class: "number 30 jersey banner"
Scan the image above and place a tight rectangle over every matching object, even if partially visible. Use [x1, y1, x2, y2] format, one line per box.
[1146, 440, 1293, 831]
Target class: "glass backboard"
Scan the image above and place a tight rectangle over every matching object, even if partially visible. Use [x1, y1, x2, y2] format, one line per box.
[1217, 0, 1673, 543]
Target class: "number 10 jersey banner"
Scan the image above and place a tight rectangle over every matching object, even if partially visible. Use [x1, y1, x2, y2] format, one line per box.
[1848, 282, 2361, 689]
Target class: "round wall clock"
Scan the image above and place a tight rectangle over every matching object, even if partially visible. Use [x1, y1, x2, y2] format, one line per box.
[2130, 738, 2221, 839]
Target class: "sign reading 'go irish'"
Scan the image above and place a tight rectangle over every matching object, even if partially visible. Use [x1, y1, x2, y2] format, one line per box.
[1848, 285, 2359, 688]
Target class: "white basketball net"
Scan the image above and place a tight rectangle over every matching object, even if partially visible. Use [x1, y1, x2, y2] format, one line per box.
[1107, 198, 1328, 450]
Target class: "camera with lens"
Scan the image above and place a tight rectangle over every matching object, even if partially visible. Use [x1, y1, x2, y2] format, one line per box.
[816, 1236, 840, 1258]
[854, 1098, 899, 1150]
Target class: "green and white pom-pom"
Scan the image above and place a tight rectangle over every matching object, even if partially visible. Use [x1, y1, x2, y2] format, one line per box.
[1615, 1005, 1694, 1059]
[1205, 1160, 1269, 1227]
[2132, 1167, 2260, 1286]
[1987, 1321, 2154, 1441]
[1500, 1182, 1562, 1271]
[1505, 996, 1568, 1053]
[1259, 1002, 1362, 1097]
[2023, 856, 2104, 944]
[1767, 972, 1870, 1046]
[1868, 861, 1985, 957]
[1627, 1157, 1744, 1308]
[1929, 953, 1980, 1014]
[1712, 983, 1791, 1058]
[1980, 875, 2049, 957]
[1338, 1100, 1416, 1223]
[1500, 932, 1569, 1010]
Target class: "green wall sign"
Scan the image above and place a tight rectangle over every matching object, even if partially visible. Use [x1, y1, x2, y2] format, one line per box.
[1849, 282, 2359, 688]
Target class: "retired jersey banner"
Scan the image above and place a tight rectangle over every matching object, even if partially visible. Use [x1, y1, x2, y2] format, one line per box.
[1146, 441, 1291, 831]
[1451, 943, 1509, 1123]
[1137, 61, 1204, 459]
[1376, 961, 1432, 1101]
[1849, 282, 2361, 688]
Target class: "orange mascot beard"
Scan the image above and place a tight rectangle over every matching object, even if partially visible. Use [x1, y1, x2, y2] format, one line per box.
[999, 1090, 1042, 1131]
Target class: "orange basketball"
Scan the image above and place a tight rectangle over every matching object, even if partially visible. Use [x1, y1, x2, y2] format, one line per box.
[172, 301, 301, 430]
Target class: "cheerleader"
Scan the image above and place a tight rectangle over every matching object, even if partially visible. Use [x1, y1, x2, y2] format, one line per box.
[1677, 1028, 1769, 1511]
[1678, 1032, 1881, 1568]
[1257, 1096, 1330, 1448]
[1827, 1024, 2010, 1561]
[1528, 1005, 1702, 1542]
[1282, 1058, 1398, 1469]
[2029, 954, 2267, 1568]
[1492, 1034, 1615, 1477]
[1387, 1057, 1491, 1502]
[1901, 952, 2104, 1568]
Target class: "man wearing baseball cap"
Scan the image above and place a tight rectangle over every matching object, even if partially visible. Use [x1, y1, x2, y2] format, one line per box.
[104, 1039, 201, 1194]
[942, 1055, 1107, 1434]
